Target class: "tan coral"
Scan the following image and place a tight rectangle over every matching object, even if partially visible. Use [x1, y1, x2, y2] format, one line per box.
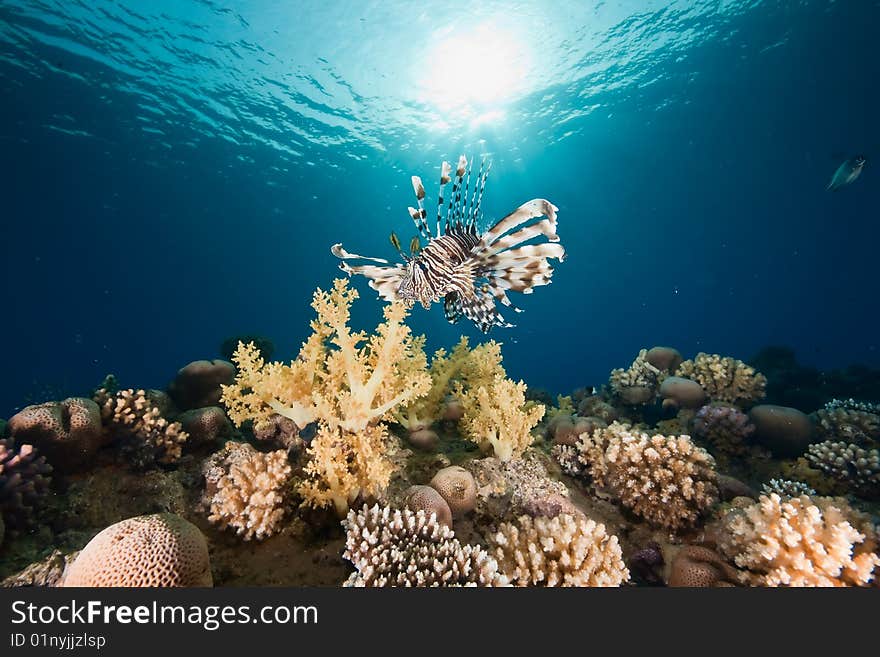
[668, 546, 739, 587]
[430, 466, 477, 516]
[717, 494, 880, 587]
[61, 514, 212, 587]
[675, 353, 766, 407]
[457, 375, 544, 461]
[609, 349, 664, 405]
[813, 407, 880, 443]
[8, 398, 104, 472]
[577, 422, 718, 531]
[206, 443, 291, 541]
[490, 513, 629, 587]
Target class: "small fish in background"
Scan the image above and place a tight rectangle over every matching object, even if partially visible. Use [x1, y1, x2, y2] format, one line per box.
[827, 155, 866, 191]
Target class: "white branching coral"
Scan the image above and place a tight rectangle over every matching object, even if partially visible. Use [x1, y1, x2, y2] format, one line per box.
[806, 441, 880, 493]
[675, 353, 766, 406]
[205, 443, 291, 541]
[577, 422, 718, 531]
[608, 349, 663, 405]
[342, 504, 508, 587]
[221, 279, 431, 515]
[717, 494, 880, 587]
[490, 513, 629, 587]
[458, 375, 545, 461]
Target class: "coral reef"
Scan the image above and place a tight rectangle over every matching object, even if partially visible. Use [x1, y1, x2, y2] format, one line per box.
[668, 546, 738, 587]
[717, 494, 880, 586]
[168, 359, 236, 410]
[627, 542, 664, 585]
[805, 441, 880, 494]
[252, 414, 304, 453]
[61, 514, 212, 587]
[93, 388, 188, 465]
[1, 550, 77, 588]
[760, 478, 816, 498]
[178, 406, 234, 447]
[748, 404, 815, 457]
[692, 404, 755, 455]
[489, 513, 629, 586]
[429, 466, 477, 516]
[204, 442, 292, 541]
[609, 349, 663, 405]
[676, 353, 766, 407]
[404, 485, 452, 528]
[7, 398, 104, 472]
[576, 422, 718, 531]
[341, 504, 507, 586]
[0, 438, 51, 533]
[222, 279, 431, 515]
[813, 403, 880, 444]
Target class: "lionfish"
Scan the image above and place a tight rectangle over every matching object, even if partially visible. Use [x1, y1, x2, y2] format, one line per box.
[330, 155, 565, 333]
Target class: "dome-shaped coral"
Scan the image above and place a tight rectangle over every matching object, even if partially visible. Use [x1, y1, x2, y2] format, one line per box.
[168, 359, 236, 410]
[404, 485, 452, 528]
[692, 404, 755, 455]
[8, 398, 104, 472]
[430, 466, 477, 516]
[717, 494, 880, 587]
[668, 546, 738, 587]
[490, 513, 629, 587]
[61, 514, 212, 587]
[178, 406, 233, 447]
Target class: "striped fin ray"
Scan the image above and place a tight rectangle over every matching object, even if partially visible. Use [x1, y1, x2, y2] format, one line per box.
[459, 285, 515, 333]
[460, 158, 472, 232]
[436, 160, 452, 237]
[445, 155, 468, 235]
[331, 243, 406, 302]
[469, 158, 490, 231]
[408, 176, 432, 240]
[443, 291, 463, 324]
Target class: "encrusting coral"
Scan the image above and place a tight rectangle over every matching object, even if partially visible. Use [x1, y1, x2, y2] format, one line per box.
[489, 513, 629, 587]
[675, 353, 766, 407]
[222, 279, 431, 516]
[342, 504, 508, 586]
[805, 441, 880, 494]
[576, 422, 718, 531]
[61, 513, 212, 587]
[717, 494, 880, 587]
[0, 438, 52, 532]
[93, 387, 188, 465]
[204, 442, 292, 541]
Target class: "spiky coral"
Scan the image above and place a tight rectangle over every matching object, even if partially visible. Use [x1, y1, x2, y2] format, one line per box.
[458, 376, 544, 461]
[717, 494, 880, 587]
[577, 422, 718, 531]
[221, 279, 431, 515]
[675, 353, 766, 407]
[0, 438, 51, 532]
[490, 513, 629, 587]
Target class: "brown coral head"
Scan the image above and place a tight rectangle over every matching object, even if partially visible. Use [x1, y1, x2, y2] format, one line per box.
[408, 428, 439, 450]
[168, 359, 236, 410]
[442, 399, 464, 422]
[646, 346, 684, 373]
[618, 385, 655, 405]
[749, 405, 815, 458]
[659, 376, 706, 410]
[668, 545, 739, 587]
[405, 485, 453, 528]
[179, 407, 233, 447]
[429, 466, 477, 516]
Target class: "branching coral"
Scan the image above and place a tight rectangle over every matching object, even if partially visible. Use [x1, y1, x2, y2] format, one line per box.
[221, 279, 431, 516]
[342, 504, 507, 586]
[717, 494, 880, 587]
[675, 353, 766, 407]
[692, 404, 755, 455]
[94, 388, 188, 465]
[457, 375, 544, 461]
[761, 478, 816, 498]
[205, 442, 291, 541]
[0, 438, 51, 532]
[490, 513, 629, 587]
[812, 405, 880, 445]
[608, 349, 663, 405]
[805, 441, 880, 493]
[576, 422, 718, 531]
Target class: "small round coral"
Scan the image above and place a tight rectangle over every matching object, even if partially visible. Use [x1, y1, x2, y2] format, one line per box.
[168, 359, 236, 410]
[429, 466, 477, 516]
[178, 406, 233, 447]
[405, 485, 453, 528]
[61, 514, 212, 587]
[668, 546, 739, 587]
[490, 513, 629, 587]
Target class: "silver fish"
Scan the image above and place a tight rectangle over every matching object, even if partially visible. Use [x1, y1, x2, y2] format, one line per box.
[827, 155, 866, 191]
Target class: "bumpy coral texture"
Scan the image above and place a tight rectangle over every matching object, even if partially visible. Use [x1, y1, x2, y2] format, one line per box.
[806, 441, 880, 493]
[178, 407, 233, 446]
[675, 353, 766, 406]
[608, 348, 663, 404]
[718, 494, 880, 587]
[668, 546, 738, 587]
[490, 513, 629, 587]
[342, 505, 507, 587]
[94, 388, 188, 464]
[7, 398, 103, 470]
[61, 514, 212, 587]
[761, 478, 816, 498]
[0, 438, 52, 531]
[221, 279, 431, 515]
[692, 404, 755, 455]
[206, 443, 291, 541]
[813, 406, 880, 444]
[578, 422, 718, 531]
[458, 375, 544, 461]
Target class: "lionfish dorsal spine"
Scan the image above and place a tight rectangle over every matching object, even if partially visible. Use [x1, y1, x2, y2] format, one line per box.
[436, 160, 451, 237]
[408, 175, 432, 240]
[445, 154, 468, 235]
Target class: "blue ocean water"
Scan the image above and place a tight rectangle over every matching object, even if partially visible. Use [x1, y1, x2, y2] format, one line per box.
[0, 0, 877, 417]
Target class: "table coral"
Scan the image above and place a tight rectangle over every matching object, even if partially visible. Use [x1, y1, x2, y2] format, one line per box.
[205, 442, 291, 541]
[675, 353, 766, 407]
[0, 438, 51, 533]
[717, 494, 880, 587]
[490, 513, 629, 587]
[342, 504, 507, 586]
[576, 422, 718, 532]
[221, 279, 431, 516]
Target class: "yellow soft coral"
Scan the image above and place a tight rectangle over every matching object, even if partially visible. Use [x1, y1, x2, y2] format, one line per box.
[221, 279, 431, 515]
[458, 375, 545, 461]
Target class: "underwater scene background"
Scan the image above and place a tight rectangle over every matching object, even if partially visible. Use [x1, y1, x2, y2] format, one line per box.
[1, 0, 879, 588]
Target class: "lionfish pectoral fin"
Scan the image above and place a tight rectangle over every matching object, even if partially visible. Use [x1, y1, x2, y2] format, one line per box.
[330, 243, 405, 302]
[443, 292, 463, 324]
[459, 286, 514, 334]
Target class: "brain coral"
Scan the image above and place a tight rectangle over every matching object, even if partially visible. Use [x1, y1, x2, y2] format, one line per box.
[204, 442, 291, 541]
[342, 504, 507, 587]
[8, 398, 104, 472]
[61, 514, 212, 587]
[717, 494, 880, 587]
[178, 406, 233, 447]
[404, 485, 453, 529]
[675, 353, 766, 407]
[577, 422, 718, 531]
[490, 513, 629, 587]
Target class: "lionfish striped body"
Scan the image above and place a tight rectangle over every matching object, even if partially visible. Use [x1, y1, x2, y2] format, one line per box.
[331, 155, 565, 333]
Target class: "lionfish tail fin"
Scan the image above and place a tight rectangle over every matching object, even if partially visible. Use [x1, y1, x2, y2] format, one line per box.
[330, 243, 406, 302]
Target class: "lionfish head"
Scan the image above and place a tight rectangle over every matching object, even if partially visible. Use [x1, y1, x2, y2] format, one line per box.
[397, 259, 432, 309]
